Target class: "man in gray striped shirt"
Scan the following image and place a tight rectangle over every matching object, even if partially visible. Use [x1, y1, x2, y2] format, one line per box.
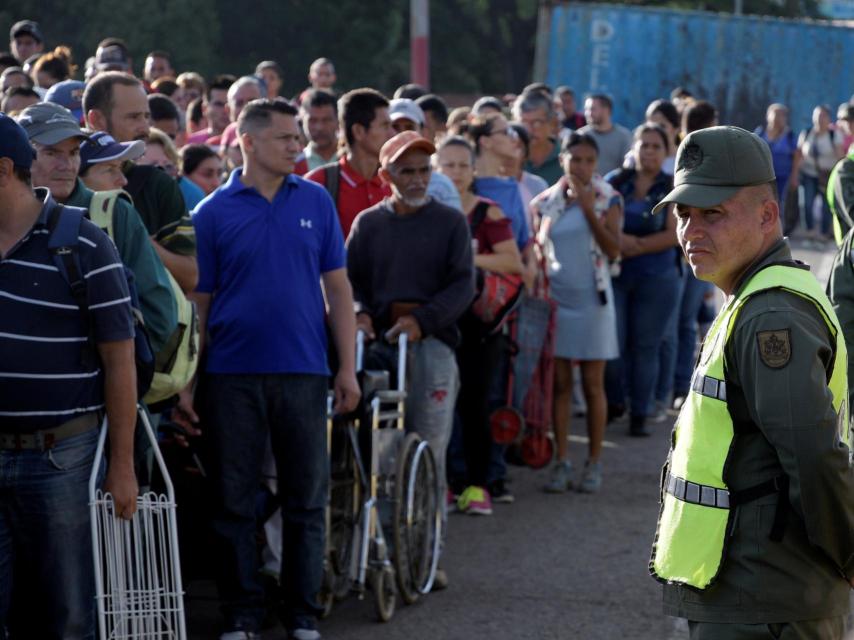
[0, 113, 138, 639]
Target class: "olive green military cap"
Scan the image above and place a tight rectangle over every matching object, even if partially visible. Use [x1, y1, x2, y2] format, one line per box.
[652, 125, 775, 214]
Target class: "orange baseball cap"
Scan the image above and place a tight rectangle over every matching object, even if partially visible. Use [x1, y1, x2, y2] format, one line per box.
[379, 131, 436, 168]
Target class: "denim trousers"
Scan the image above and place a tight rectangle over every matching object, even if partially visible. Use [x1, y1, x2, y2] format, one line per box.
[799, 173, 831, 234]
[0, 427, 101, 640]
[605, 268, 682, 417]
[673, 271, 714, 396]
[205, 373, 328, 632]
[656, 270, 686, 403]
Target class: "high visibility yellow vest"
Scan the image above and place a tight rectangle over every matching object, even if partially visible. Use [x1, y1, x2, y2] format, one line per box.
[650, 264, 849, 590]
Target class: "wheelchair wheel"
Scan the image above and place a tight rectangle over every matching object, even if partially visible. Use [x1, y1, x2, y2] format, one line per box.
[490, 406, 524, 444]
[372, 564, 396, 622]
[392, 433, 442, 605]
[328, 422, 362, 599]
[520, 431, 553, 469]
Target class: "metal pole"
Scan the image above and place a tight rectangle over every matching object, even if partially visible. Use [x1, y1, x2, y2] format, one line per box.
[411, 0, 430, 88]
[734, 0, 743, 14]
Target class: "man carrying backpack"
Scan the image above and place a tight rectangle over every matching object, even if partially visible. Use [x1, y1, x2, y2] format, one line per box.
[18, 102, 177, 355]
[0, 113, 138, 638]
[305, 88, 394, 237]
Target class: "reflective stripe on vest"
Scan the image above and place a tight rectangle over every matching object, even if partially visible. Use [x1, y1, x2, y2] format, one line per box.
[650, 264, 849, 590]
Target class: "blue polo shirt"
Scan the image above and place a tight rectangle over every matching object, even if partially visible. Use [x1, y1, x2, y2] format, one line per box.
[193, 169, 345, 375]
[0, 189, 134, 432]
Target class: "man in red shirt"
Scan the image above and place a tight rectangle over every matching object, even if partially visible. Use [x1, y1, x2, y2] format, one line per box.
[305, 88, 394, 237]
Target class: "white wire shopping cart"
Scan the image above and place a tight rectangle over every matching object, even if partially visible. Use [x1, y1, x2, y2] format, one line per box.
[88, 407, 187, 640]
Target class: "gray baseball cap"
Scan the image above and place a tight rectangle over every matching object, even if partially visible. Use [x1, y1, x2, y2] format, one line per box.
[652, 125, 775, 214]
[16, 102, 88, 145]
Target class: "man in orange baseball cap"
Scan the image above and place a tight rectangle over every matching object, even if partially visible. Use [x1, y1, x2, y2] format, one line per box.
[346, 130, 475, 589]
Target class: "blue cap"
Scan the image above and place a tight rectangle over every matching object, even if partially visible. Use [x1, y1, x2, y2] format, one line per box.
[79, 131, 145, 174]
[0, 113, 36, 169]
[44, 80, 86, 123]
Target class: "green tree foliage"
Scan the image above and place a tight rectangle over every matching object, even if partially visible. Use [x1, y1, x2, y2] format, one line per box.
[0, 0, 827, 100]
[1, 0, 219, 77]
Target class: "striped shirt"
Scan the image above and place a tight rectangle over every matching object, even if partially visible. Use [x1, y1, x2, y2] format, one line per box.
[0, 189, 134, 433]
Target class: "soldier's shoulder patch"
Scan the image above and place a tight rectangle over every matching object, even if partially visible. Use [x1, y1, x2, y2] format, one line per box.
[756, 329, 791, 369]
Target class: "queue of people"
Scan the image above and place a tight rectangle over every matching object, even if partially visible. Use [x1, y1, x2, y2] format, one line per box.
[3, 16, 854, 640]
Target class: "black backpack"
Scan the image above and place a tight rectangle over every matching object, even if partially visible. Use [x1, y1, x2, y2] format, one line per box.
[46, 204, 155, 397]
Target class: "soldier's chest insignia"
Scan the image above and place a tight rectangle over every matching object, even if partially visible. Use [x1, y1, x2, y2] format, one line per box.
[756, 329, 791, 369]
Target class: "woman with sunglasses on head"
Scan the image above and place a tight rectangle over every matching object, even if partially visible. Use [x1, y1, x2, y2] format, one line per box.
[463, 112, 530, 255]
[532, 132, 622, 494]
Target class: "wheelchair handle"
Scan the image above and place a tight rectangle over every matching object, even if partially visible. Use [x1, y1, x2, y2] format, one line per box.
[397, 332, 407, 392]
[356, 329, 365, 373]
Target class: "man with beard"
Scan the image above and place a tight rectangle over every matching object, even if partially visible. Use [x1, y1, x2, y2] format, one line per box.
[346, 131, 475, 588]
[83, 71, 197, 293]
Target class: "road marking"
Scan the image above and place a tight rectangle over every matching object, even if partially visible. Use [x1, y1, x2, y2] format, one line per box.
[567, 435, 619, 448]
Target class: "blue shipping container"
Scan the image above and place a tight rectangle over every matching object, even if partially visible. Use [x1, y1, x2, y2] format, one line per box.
[538, 3, 854, 131]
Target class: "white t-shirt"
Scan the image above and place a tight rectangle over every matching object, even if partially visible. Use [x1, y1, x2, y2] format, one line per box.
[799, 129, 840, 176]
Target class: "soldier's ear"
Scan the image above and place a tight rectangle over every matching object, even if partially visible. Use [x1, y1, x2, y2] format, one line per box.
[759, 196, 780, 233]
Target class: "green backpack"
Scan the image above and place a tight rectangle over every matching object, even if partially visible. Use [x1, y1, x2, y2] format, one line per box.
[89, 189, 200, 406]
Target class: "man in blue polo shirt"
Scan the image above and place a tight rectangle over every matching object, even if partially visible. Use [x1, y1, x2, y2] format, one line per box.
[0, 113, 138, 638]
[190, 98, 359, 640]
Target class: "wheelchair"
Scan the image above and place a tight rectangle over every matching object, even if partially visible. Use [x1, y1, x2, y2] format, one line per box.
[319, 332, 442, 621]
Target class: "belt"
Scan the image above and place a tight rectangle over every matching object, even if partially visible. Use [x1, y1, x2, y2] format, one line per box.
[0, 412, 101, 451]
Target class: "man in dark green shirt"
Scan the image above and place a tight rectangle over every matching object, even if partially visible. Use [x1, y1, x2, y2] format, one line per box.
[650, 126, 854, 639]
[82, 71, 197, 293]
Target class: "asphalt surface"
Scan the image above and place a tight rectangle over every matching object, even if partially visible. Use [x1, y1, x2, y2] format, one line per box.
[185, 237, 846, 640]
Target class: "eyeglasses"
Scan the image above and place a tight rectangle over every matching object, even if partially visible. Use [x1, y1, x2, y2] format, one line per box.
[490, 127, 519, 140]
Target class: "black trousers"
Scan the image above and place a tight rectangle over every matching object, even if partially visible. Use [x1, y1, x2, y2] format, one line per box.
[456, 321, 505, 488]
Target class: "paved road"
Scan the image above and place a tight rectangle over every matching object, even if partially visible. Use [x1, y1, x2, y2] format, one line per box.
[186, 237, 845, 639]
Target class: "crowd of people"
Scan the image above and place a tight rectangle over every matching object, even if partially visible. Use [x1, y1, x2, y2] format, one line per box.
[3, 16, 854, 640]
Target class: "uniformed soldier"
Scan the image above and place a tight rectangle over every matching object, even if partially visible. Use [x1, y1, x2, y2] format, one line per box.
[648, 125, 854, 640]
[827, 143, 854, 246]
[829, 226, 854, 434]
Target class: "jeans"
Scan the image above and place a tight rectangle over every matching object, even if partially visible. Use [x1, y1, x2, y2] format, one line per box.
[605, 268, 682, 418]
[0, 427, 101, 640]
[205, 373, 328, 632]
[799, 173, 831, 234]
[656, 272, 685, 404]
[674, 271, 714, 396]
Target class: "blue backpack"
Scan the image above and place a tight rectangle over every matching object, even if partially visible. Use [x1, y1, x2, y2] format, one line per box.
[46, 203, 155, 397]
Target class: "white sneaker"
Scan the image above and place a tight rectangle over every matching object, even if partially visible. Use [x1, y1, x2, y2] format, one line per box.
[649, 401, 669, 424]
[291, 629, 321, 640]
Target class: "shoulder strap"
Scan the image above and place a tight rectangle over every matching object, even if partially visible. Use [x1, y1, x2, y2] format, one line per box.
[323, 162, 340, 208]
[88, 189, 129, 239]
[469, 200, 490, 234]
[47, 204, 95, 367]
